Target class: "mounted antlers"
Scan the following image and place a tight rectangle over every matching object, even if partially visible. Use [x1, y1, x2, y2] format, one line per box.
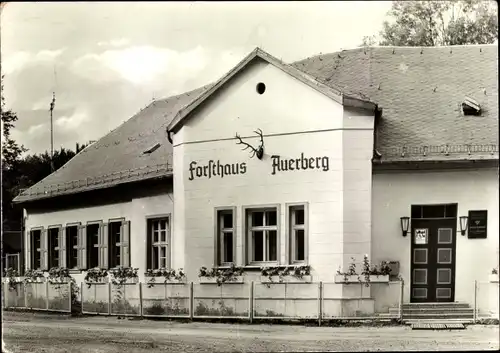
[235, 128, 264, 159]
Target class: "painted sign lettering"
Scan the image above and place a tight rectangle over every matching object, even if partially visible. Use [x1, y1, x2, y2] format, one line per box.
[189, 160, 247, 181]
[271, 154, 329, 175]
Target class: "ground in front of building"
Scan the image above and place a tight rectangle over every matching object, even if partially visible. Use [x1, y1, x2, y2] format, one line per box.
[2, 312, 499, 352]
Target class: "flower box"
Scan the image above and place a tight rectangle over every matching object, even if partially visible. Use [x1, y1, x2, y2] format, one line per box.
[199, 276, 244, 284]
[489, 274, 499, 283]
[145, 277, 186, 285]
[260, 275, 312, 284]
[335, 274, 390, 284]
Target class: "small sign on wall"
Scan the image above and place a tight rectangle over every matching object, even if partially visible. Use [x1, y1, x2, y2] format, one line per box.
[468, 210, 488, 239]
[414, 228, 428, 244]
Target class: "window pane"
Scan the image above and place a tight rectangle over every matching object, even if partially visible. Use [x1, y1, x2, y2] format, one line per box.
[223, 212, 233, 229]
[153, 247, 159, 269]
[253, 231, 264, 261]
[295, 229, 305, 261]
[294, 208, 305, 225]
[160, 230, 166, 242]
[411, 205, 421, 219]
[160, 247, 166, 258]
[252, 211, 264, 227]
[223, 232, 233, 263]
[153, 231, 158, 243]
[422, 205, 445, 218]
[266, 230, 277, 261]
[266, 210, 277, 226]
[160, 257, 166, 269]
[153, 221, 159, 232]
[160, 219, 167, 231]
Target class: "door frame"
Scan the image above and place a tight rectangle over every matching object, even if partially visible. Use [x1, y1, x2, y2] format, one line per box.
[409, 203, 458, 303]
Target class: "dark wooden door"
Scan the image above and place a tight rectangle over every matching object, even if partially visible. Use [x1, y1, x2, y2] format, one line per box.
[410, 218, 457, 302]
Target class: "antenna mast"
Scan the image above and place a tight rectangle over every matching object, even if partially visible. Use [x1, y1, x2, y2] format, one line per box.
[49, 92, 55, 172]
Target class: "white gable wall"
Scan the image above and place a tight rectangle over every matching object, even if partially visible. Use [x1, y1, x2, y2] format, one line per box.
[172, 59, 375, 282]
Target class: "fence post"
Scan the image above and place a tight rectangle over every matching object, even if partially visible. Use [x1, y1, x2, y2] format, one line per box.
[249, 281, 254, 323]
[80, 282, 84, 313]
[399, 279, 404, 321]
[473, 280, 478, 323]
[108, 282, 112, 315]
[68, 282, 72, 313]
[139, 282, 143, 317]
[318, 281, 323, 327]
[3, 282, 8, 308]
[45, 281, 49, 310]
[22, 282, 27, 309]
[189, 282, 194, 320]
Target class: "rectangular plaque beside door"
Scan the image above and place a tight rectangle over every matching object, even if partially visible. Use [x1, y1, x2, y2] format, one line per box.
[468, 210, 487, 239]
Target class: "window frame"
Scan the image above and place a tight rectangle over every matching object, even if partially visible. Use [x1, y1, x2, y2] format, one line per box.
[47, 224, 62, 269]
[243, 204, 281, 266]
[214, 206, 237, 267]
[286, 202, 309, 265]
[86, 220, 103, 269]
[29, 226, 44, 270]
[145, 214, 171, 270]
[108, 217, 126, 269]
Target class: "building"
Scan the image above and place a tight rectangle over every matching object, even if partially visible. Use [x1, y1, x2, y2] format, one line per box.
[14, 45, 498, 316]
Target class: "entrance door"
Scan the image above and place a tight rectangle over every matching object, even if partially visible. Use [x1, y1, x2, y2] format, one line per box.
[410, 206, 457, 303]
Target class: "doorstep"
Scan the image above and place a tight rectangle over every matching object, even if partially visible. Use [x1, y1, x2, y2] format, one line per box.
[410, 322, 466, 330]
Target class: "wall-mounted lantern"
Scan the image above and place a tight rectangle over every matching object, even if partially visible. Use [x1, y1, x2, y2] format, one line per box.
[400, 216, 410, 237]
[459, 216, 469, 236]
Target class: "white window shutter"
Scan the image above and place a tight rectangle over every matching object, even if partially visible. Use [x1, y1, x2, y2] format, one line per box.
[42, 228, 48, 270]
[78, 225, 87, 270]
[121, 221, 130, 267]
[100, 223, 108, 269]
[60, 226, 66, 268]
[26, 230, 31, 271]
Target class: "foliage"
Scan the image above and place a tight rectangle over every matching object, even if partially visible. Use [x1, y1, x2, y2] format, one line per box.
[3, 268, 21, 292]
[362, 0, 498, 47]
[198, 264, 244, 286]
[145, 268, 186, 288]
[23, 269, 46, 283]
[84, 267, 109, 288]
[337, 256, 392, 287]
[82, 300, 108, 314]
[109, 266, 139, 285]
[260, 265, 311, 287]
[143, 299, 189, 316]
[195, 300, 237, 317]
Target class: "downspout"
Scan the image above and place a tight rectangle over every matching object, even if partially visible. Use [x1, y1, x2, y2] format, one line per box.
[372, 106, 382, 161]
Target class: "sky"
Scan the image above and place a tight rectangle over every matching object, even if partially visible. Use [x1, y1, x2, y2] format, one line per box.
[1, 1, 392, 154]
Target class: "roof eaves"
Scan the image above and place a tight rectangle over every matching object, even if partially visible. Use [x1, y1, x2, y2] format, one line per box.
[167, 48, 260, 133]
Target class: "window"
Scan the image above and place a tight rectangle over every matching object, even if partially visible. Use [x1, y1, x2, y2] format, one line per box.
[85, 219, 130, 269]
[109, 221, 122, 268]
[147, 217, 170, 270]
[66, 225, 79, 269]
[30, 229, 43, 270]
[48, 227, 60, 268]
[246, 207, 279, 264]
[216, 209, 235, 266]
[289, 204, 307, 263]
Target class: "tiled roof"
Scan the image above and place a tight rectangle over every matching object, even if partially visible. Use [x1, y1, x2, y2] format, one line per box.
[13, 85, 212, 203]
[292, 45, 499, 162]
[15, 45, 498, 203]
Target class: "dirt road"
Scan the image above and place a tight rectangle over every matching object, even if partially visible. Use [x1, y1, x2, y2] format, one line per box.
[2, 312, 499, 352]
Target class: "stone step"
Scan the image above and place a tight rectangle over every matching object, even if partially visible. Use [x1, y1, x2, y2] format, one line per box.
[391, 308, 474, 314]
[404, 318, 474, 324]
[403, 313, 473, 320]
[402, 302, 470, 309]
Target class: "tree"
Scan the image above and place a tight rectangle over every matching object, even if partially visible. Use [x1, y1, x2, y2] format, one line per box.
[364, 0, 498, 46]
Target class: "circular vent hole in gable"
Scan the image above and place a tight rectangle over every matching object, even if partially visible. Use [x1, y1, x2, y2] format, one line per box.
[256, 82, 266, 94]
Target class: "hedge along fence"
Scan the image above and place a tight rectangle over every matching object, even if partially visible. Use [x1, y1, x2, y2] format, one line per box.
[3, 281, 72, 313]
[74, 280, 404, 322]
